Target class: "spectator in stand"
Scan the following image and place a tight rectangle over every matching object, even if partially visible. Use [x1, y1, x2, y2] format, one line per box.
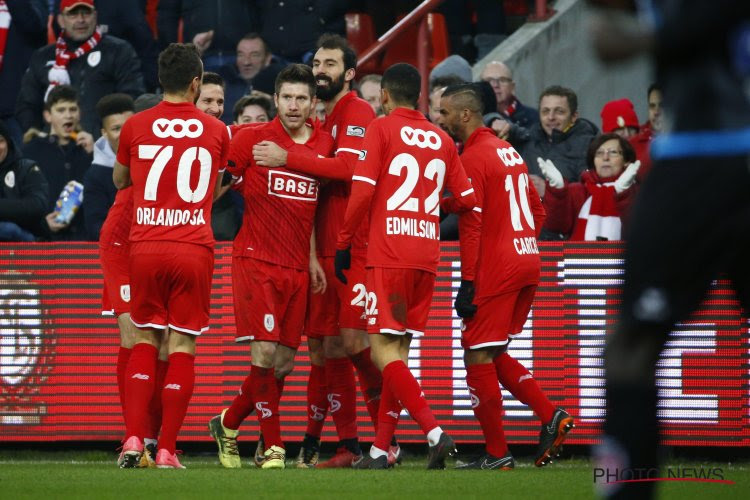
[358, 74, 382, 116]
[438, 0, 507, 61]
[232, 94, 272, 125]
[520, 85, 599, 183]
[430, 54, 472, 85]
[157, 0, 259, 71]
[600, 98, 639, 139]
[52, 0, 160, 91]
[23, 85, 93, 241]
[479, 61, 538, 130]
[16, 0, 144, 139]
[429, 76, 466, 124]
[197, 71, 225, 121]
[537, 133, 640, 241]
[258, 0, 348, 63]
[0, 119, 49, 241]
[81, 93, 134, 241]
[0, 0, 48, 148]
[629, 83, 662, 182]
[217, 33, 284, 125]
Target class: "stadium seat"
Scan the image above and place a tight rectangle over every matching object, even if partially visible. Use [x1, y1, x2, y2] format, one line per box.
[380, 13, 451, 73]
[346, 13, 380, 75]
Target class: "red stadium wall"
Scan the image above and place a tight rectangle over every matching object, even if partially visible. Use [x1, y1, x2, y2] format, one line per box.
[1, 242, 748, 445]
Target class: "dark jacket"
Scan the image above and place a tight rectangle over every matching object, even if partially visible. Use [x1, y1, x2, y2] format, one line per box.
[0, 0, 48, 118]
[53, 0, 159, 91]
[22, 134, 92, 241]
[0, 120, 49, 239]
[506, 98, 538, 130]
[82, 136, 117, 241]
[15, 34, 145, 136]
[520, 118, 599, 182]
[217, 58, 284, 124]
[158, 0, 259, 58]
[258, 0, 347, 61]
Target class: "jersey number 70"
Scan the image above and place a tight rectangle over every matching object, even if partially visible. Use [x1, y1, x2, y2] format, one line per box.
[138, 145, 213, 203]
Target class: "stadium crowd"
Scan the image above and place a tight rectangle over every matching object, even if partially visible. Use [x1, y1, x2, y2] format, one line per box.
[0, 0, 661, 472]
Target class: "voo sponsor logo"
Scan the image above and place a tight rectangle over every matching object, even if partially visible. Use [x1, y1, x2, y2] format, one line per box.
[152, 118, 203, 139]
[400, 126, 441, 150]
[496, 146, 524, 166]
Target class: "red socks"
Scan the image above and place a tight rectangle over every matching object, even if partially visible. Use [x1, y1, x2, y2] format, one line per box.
[124, 343, 157, 439]
[350, 347, 382, 427]
[373, 384, 401, 451]
[325, 357, 358, 440]
[494, 352, 555, 424]
[466, 363, 508, 457]
[116, 346, 131, 416]
[159, 352, 195, 454]
[223, 373, 255, 430]
[147, 359, 168, 439]
[305, 363, 328, 438]
[382, 360, 438, 436]
[251, 366, 282, 448]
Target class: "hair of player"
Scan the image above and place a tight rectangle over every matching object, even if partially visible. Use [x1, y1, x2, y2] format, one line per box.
[202, 71, 225, 89]
[382, 63, 421, 108]
[233, 94, 274, 122]
[158, 43, 203, 94]
[316, 33, 357, 71]
[239, 32, 270, 55]
[274, 63, 316, 96]
[430, 74, 466, 93]
[45, 85, 78, 110]
[586, 132, 637, 170]
[539, 85, 578, 114]
[95, 93, 135, 120]
[441, 83, 483, 115]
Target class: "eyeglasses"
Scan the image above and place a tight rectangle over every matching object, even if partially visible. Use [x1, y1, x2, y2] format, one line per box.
[595, 149, 623, 158]
[483, 76, 513, 85]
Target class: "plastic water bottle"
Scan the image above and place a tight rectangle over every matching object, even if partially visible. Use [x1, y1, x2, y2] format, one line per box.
[54, 180, 84, 225]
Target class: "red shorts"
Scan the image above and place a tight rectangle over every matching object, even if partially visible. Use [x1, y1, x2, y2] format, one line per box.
[100, 244, 131, 316]
[461, 285, 537, 350]
[129, 241, 214, 335]
[365, 267, 435, 336]
[233, 257, 308, 349]
[305, 254, 367, 338]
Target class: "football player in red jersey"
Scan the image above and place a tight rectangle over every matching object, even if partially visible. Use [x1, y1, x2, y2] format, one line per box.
[207, 63, 334, 470]
[438, 83, 574, 470]
[335, 63, 476, 469]
[253, 34, 390, 468]
[113, 43, 230, 469]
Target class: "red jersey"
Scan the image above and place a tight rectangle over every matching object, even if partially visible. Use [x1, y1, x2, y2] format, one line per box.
[337, 108, 475, 274]
[227, 117, 334, 270]
[116, 101, 230, 248]
[456, 128, 546, 297]
[99, 187, 133, 249]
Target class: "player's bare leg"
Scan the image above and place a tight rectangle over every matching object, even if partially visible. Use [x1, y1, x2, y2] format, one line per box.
[317, 334, 362, 468]
[457, 347, 514, 470]
[365, 333, 456, 470]
[298, 336, 326, 468]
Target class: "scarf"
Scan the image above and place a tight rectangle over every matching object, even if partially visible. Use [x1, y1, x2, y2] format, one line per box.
[572, 171, 622, 241]
[46, 26, 103, 100]
[0, 1, 10, 71]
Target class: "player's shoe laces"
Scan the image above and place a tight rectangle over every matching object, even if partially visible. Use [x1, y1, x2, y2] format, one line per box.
[427, 433, 457, 470]
[295, 436, 320, 468]
[352, 454, 389, 469]
[316, 446, 362, 468]
[535, 408, 575, 467]
[155, 448, 186, 469]
[139, 442, 157, 468]
[261, 445, 286, 469]
[118, 436, 143, 469]
[455, 452, 514, 470]
[254, 434, 266, 467]
[387, 443, 402, 466]
[208, 409, 241, 468]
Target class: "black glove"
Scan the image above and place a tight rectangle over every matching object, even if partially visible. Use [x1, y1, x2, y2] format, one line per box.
[334, 247, 351, 284]
[454, 280, 477, 319]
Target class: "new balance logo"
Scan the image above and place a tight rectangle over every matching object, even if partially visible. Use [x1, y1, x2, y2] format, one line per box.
[518, 374, 533, 383]
[131, 373, 150, 380]
[255, 401, 272, 419]
[164, 383, 181, 390]
[327, 393, 341, 413]
[386, 411, 400, 419]
[310, 405, 326, 421]
[468, 385, 480, 409]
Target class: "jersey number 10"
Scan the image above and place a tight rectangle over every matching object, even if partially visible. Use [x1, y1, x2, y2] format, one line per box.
[505, 173, 535, 232]
[138, 145, 213, 203]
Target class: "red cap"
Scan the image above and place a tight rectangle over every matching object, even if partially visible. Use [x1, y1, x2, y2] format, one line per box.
[600, 98, 639, 133]
[60, 0, 94, 13]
